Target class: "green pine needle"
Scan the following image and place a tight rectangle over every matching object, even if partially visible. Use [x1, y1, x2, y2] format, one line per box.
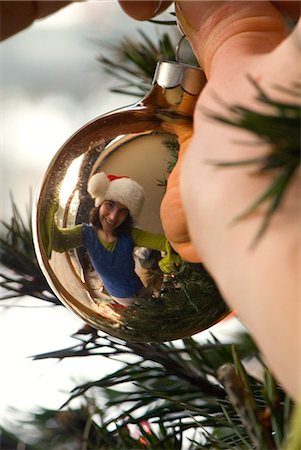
[0, 195, 59, 304]
[209, 78, 300, 246]
[149, 19, 177, 25]
[97, 30, 177, 97]
[97, 28, 197, 97]
[1, 322, 297, 448]
[28, 330, 295, 449]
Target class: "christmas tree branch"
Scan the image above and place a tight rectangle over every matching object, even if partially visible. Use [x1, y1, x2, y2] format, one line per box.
[97, 29, 176, 97]
[97, 28, 197, 97]
[0, 195, 59, 304]
[28, 327, 294, 449]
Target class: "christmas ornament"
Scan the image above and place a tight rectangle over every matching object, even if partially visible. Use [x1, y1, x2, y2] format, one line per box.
[33, 60, 229, 342]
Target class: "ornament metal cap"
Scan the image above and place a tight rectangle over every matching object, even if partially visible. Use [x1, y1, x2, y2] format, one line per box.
[153, 61, 206, 96]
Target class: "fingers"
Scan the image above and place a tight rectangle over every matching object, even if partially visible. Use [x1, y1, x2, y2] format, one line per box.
[0, 0, 172, 41]
[159, 121, 201, 263]
[118, 0, 172, 20]
[0, 1, 72, 41]
[175, 1, 289, 79]
[178, 3, 301, 400]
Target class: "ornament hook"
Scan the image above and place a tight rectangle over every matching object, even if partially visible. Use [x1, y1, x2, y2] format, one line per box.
[175, 34, 187, 63]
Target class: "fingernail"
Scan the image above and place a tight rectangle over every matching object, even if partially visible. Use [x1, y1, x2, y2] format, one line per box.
[153, 0, 164, 15]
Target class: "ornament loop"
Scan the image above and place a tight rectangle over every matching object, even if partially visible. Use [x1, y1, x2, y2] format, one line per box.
[153, 60, 206, 96]
[175, 34, 186, 63]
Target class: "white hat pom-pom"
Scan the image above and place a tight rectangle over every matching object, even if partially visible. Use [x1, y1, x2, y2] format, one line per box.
[87, 172, 109, 199]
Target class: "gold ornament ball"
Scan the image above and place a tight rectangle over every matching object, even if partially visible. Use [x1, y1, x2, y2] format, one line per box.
[33, 62, 229, 342]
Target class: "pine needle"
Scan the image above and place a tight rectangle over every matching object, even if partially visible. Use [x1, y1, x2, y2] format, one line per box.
[209, 78, 300, 245]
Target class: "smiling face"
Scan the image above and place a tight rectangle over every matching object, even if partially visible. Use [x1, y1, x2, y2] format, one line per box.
[99, 200, 129, 233]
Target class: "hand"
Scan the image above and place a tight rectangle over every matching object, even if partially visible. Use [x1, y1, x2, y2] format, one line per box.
[122, 1, 301, 401]
[0, 0, 172, 41]
[177, 1, 299, 401]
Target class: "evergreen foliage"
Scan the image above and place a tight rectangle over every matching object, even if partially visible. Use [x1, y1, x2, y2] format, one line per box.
[1, 322, 296, 449]
[97, 30, 177, 97]
[97, 28, 197, 97]
[0, 196, 59, 304]
[208, 78, 300, 245]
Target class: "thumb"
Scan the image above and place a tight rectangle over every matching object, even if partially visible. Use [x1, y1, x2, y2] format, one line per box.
[175, 1, 288, 79]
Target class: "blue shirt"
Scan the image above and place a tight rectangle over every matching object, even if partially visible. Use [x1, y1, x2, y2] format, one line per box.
[82, 224, 143, 298]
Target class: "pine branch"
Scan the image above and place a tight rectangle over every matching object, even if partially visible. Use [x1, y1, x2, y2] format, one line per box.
[97, 30, 176, 97]
[217, 350, 276, 450]
[28, 327, 296, 449]
[148, 10, 177, 26]
[2, 316, 297, 448]
[0, 195, 59, 304]
[97, 28, 197, 97]
[149, 19, 177, 25]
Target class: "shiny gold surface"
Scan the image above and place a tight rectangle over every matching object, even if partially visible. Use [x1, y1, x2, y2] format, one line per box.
[33, 64, 229, 342]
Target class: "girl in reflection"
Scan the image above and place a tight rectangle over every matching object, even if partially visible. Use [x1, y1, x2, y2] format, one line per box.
[52, 172, 177, 305]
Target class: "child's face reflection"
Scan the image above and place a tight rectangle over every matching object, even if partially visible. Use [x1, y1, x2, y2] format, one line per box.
[99, 200, 129, 233]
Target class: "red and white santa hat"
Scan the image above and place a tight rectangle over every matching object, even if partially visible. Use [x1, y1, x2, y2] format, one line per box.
[87, 172, 145, 219]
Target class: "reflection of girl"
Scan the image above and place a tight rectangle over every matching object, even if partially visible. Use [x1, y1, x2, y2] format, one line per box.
[52, 172, 177, 303]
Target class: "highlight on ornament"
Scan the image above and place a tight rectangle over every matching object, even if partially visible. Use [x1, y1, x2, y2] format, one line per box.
[33, 61, 229, 342]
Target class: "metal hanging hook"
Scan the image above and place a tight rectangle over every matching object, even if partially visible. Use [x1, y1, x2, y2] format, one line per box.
[175, 34, 203, 73]
[175, 34, 187, 63]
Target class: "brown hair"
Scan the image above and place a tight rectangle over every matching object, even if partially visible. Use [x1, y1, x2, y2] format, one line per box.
[89, 205, 133, 237]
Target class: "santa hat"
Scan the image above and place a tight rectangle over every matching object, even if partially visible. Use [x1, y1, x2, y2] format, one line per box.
[87, 172, 145, 219]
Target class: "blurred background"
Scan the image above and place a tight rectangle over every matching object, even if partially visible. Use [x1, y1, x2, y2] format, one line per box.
[0, 0, 170, 427]
[1, 1, 160, 222]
